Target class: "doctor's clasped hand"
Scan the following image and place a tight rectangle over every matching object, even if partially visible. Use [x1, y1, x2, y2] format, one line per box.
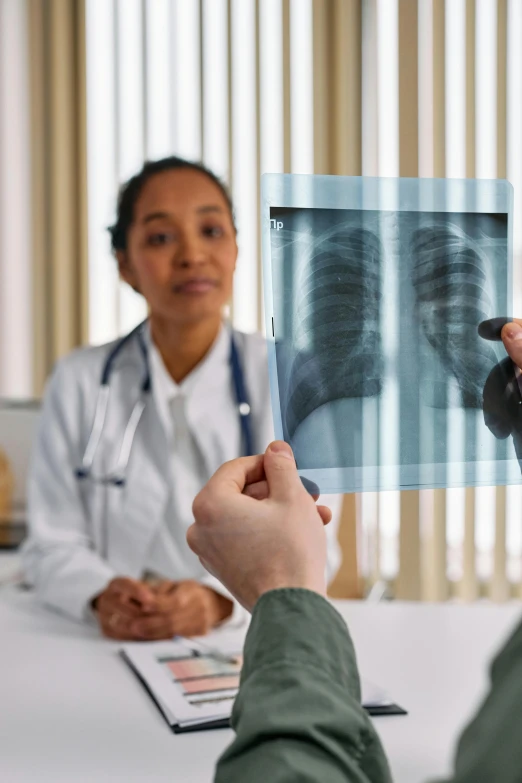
[92, 577, 232, 640]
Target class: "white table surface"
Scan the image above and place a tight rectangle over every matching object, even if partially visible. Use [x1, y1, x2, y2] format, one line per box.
[0, 550, 21, 585]
[1, 585, 520, 783]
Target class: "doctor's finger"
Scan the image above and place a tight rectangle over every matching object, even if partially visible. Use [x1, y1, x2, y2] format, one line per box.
[99, 595, 144, 622]
[151, 580, 180, 596]
[98, 610, 137, 640]
[130, 613, 176, 640]
[109, 578, 156, 612]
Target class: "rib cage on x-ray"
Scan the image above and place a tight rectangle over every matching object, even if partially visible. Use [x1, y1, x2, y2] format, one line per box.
[285, 226, 383, 437]
[410, 225, 498, 408]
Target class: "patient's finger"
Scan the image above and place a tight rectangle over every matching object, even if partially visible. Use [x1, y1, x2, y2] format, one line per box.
[317, 505, 332, 525]
[243, 478, 321, 500]
[243, 480, 269, 500]
[243, 480, 330, 524]
[202, 453, 266, 497]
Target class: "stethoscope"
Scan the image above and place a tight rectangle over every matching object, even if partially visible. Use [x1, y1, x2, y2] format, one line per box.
[74, 320, 254, 487]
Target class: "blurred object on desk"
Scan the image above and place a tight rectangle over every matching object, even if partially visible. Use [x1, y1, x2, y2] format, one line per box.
[0, 505, 27, 549]
[0, 399, 40, 550]
[0, 447, 14, 519]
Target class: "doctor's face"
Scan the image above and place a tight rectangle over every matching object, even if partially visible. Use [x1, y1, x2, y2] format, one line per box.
[118, 168, 238, 326]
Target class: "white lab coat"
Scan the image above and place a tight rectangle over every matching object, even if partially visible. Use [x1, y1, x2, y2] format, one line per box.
[22, 327, 342, 622]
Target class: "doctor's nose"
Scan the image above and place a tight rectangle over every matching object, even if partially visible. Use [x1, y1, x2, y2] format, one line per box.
[174, 233, 208, 268]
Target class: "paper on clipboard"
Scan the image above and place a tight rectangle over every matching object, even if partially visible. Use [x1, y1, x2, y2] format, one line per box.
[122, 639, 241, 730]
[121, 638, 406, 732]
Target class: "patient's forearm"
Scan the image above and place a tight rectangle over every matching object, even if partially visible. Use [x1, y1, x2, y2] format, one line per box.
[215, 588, 393, 783]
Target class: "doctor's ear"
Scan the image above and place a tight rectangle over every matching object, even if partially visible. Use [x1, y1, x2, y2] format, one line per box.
[116, 251, 141, 294]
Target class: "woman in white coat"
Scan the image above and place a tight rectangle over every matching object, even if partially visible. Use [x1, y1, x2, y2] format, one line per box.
[22, 156, 341, 640]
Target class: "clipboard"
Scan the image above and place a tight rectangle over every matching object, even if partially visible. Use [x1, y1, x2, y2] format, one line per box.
[121, 644, 407, 734]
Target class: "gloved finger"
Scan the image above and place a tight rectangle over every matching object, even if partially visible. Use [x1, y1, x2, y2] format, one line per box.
[299, 476, 320, 495]
[478, 317, 514, 341]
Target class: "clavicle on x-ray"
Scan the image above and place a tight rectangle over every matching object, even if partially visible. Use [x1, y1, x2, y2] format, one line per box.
[262, 174, 515, 494]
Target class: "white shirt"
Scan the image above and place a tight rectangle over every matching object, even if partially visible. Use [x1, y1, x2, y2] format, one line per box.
[144, 323, 246, 623]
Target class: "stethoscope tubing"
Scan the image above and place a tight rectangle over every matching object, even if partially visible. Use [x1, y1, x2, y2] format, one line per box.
[75, 320, 254, 487]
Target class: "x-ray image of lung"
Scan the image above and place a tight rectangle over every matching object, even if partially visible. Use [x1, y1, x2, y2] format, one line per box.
[410, 224, 499, 410]
[284, 226, 383, 438]
[268, 205, 512, 493]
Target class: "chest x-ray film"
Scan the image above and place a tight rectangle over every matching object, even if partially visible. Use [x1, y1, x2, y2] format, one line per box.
[261, 174, 515, 494]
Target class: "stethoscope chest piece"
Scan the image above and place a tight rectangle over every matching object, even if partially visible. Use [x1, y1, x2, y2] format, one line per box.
[238, 402, 251, 416]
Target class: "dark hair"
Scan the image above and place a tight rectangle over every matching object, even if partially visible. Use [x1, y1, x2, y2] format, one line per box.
[108, 156, 236, 252]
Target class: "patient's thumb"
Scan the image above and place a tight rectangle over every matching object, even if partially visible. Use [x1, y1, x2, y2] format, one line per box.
[264, 441, 301, 500]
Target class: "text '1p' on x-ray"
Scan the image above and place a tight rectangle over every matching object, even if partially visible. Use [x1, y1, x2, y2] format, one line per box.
[262, 174, 514, 494]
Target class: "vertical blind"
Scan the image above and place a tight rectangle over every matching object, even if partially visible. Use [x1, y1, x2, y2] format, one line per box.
[1, 0, 88, 398]
[85, 0, 522, 600]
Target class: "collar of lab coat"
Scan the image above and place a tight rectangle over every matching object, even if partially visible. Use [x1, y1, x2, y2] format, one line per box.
[145, 320, 238, 477]
[146, 320, 230, 442]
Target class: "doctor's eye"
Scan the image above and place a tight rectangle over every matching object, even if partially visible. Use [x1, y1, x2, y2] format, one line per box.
[147, 231, 176, 247]
[202, 224, 225, 239]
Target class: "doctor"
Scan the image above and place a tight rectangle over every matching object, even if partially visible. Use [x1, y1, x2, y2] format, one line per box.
[22, 156, 341, 640]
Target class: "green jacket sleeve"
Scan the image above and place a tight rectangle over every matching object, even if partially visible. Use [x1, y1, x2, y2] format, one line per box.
[215, 587, 522, 783]
[214, 589, 393, 783]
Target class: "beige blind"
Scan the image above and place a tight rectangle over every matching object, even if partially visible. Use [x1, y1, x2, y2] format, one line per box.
[84, 0, 522, 600]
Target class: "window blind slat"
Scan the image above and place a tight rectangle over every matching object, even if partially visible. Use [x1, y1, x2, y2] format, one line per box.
[144, 0, 172, 160]
[202, 0, 229, 180]
[85, 0, 119, 344]
[174, 0, 201, 161]
[230, 0, 258, 333]
[115, 0, 147, 334]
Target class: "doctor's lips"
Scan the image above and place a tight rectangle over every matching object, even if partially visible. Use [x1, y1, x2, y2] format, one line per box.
[172, 277, 220, 295]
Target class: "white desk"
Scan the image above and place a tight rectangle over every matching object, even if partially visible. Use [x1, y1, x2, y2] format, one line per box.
[0, 550, 21, 584]
[1, 586, 520, 783]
